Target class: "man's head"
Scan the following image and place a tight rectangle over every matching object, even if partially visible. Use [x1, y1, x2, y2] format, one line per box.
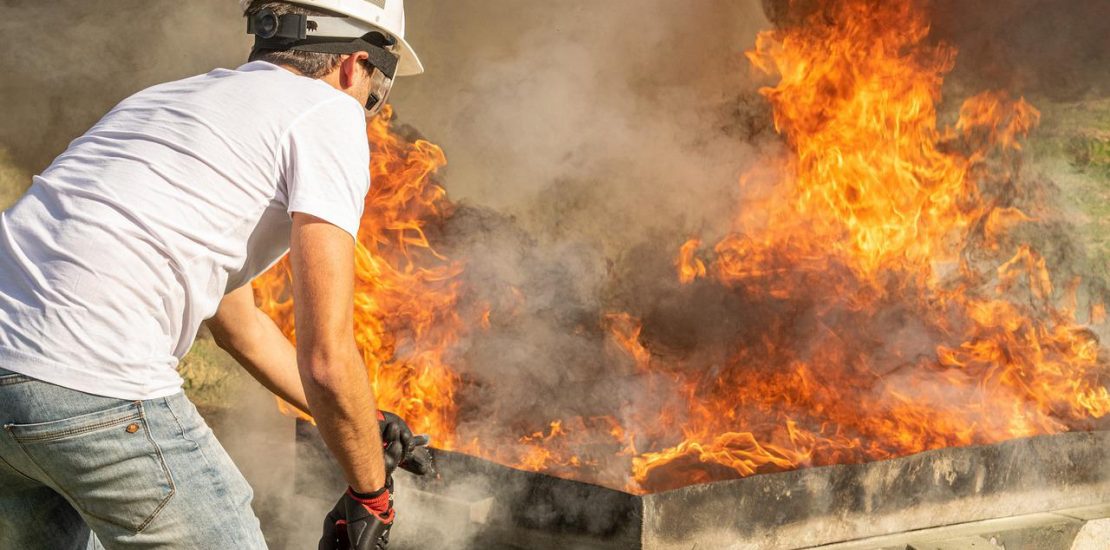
[242, 0, 422, 114]
[245, 1, 343, 78]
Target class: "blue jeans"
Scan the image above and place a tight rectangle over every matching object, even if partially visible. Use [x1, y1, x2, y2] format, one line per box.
[0, 368, 267, 549]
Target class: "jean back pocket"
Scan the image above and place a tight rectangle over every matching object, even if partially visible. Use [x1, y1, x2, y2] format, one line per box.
[0, 371, 32, 386]
[5, 401, 176, 533]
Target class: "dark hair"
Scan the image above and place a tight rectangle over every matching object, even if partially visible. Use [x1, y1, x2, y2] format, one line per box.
[244, 1, 344, 78]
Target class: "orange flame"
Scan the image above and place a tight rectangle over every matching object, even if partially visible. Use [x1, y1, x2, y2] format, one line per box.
[254, 105, 465, 442]
[677, 239, 707, 284]
[254, 0, 1110, 495]
[616, 0, 1109, 492]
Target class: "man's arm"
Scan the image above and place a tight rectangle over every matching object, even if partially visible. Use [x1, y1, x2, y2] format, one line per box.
[288, 212, 386, 494]
[207, 284, 311, 415]
[206, 214, 387, 493]
[209, 261, 434, 486]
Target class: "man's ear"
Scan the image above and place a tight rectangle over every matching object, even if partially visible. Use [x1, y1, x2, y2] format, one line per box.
[338, 52, 370, 90]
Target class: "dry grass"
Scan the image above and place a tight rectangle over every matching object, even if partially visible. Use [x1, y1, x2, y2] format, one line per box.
[0, 148, 29, 211]
[178, 337, 243, 411]
[1029, 98, 1110, 278]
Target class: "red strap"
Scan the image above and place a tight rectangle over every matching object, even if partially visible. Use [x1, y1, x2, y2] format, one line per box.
[347, 487, 395, 523]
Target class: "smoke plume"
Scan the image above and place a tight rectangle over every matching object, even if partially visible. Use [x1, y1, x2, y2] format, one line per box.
[3, 0, 1110, 545]
[0, 0, 248, 174]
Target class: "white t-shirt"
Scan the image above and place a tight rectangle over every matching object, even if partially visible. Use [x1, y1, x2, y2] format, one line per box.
[0, 61, 371, 400]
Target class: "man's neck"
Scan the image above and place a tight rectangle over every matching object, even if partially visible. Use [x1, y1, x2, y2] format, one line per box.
[277, 64, 304, 76]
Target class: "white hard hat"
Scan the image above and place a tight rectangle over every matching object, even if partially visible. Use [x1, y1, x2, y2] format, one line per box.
[241, 0, 423, 76]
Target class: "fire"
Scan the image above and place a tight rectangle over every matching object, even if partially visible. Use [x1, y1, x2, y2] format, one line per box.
[677, 239, 707, 284]
[254, 0, 1110, 495]
[253, 105, 465, 442]
[625, 0, 1110, 491]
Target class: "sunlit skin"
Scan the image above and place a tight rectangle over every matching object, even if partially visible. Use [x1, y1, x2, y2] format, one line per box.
[207, 52, 387, 494]
[252, 105, 461, 450]
[322, 51, 376, 110]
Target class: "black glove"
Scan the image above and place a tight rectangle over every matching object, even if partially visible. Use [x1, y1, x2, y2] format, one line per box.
[378, 410, 437, 478]
[318, 487, 394, 550]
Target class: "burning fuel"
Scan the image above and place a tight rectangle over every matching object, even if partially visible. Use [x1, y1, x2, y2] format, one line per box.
[254, 105, 466, 441]
[627, 0, 1110, 491]
[254, 0, 1110, 494]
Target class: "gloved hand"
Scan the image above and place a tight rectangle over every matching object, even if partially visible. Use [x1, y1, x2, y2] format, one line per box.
[318, 486, 394, 550]
[319, 411, 434, 550]
[378, 410, 437, 478]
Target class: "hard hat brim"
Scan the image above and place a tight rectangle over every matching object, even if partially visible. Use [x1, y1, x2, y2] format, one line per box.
[394, 35, 423, 76]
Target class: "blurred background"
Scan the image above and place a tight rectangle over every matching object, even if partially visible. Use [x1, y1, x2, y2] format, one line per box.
[1, 1, 1108, 548]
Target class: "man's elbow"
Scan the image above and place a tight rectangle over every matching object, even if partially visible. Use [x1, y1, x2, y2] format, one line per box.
[207, 321, 238, 353]
[298, 344, 360, 393]
[206, 318, 259, 356]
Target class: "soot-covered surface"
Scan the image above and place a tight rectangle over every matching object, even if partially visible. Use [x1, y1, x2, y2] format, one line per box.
[291, 421, 1110, 549]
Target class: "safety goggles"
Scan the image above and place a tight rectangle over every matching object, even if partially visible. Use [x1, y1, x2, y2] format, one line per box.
[359, 32, 399, 116]
[249, 10, 401, 114]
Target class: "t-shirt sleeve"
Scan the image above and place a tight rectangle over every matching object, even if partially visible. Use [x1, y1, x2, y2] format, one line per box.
[282, 97, 371, 240]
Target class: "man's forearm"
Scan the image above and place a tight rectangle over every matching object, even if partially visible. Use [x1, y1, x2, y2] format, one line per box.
[207, 284, 313, 415]
[210, 297, 387, 492]
[211, 306, 312, 416]
[298, 343, 387, 493]
[290, 214, 388, 494]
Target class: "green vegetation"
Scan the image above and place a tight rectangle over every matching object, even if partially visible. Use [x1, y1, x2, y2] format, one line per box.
[1030, 97, 1110, 282]
[1036, 97, 1110, 174]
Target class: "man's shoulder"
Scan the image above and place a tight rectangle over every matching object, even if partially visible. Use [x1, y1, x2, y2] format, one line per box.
[125, 61, 352, 121]
[140, 62, 334, 101]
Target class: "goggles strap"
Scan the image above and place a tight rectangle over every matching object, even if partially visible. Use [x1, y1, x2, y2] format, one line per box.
[251, 36, 399, 79]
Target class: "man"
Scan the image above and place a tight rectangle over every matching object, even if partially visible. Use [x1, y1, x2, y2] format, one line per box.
[0, 0, 429, 548]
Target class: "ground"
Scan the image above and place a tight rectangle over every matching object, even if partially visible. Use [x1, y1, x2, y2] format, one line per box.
[1035, 97, 1110, 277]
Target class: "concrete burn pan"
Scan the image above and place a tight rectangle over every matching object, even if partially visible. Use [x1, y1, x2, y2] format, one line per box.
[292, 420, 641, 549]
[292, 422, 1110, 549]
